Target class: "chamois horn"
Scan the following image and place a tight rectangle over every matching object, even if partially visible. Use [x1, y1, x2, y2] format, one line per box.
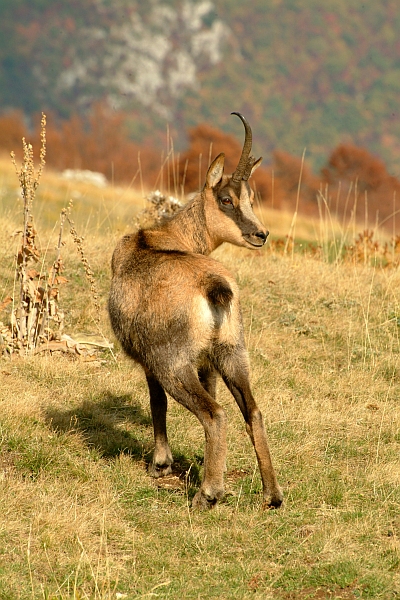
[231, 111, 254, 183]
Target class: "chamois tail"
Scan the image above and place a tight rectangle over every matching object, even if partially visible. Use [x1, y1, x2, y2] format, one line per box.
[202, 274, 233, 309]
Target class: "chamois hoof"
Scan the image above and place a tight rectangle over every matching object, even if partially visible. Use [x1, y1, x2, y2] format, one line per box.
[148, 462, 173, 478]
[262, 489, 284, 510]
[191, 489, 220, 510]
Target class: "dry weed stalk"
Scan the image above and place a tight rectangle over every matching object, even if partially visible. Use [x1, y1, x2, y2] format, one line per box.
[6, 114, 67, 355]
[66, 200, 101, 322]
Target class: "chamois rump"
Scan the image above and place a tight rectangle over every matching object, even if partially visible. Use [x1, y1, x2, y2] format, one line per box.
[108, 112, 283, 509]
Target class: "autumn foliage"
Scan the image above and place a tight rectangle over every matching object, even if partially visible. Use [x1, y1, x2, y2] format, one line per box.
[0, 108, 399, 231]
[0, 106, 162, 187]
[322, 144, 400, 230]
[0, 110, 27, 155]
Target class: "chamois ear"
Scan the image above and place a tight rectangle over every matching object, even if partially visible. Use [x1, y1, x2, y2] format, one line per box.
[205, 153, 225, 188]
[249, 157, 263, 178]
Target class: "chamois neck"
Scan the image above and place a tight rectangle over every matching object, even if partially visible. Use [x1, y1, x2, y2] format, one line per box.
[146, 194, 218, 255]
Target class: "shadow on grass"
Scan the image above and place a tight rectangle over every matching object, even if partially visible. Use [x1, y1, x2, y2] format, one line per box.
[44, 390, 201, 487]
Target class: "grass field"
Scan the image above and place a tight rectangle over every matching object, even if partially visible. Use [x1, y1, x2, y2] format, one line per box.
[0, 153, 399, 599]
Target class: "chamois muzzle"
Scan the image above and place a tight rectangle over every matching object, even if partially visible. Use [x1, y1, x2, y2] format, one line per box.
[243, 229, 269, 247]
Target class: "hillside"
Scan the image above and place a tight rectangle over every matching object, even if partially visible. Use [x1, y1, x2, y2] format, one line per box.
[0, 148, 399, 599]
[1, 0, 400, 175]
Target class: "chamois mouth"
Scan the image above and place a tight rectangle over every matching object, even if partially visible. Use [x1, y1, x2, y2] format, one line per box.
[243, 232, 269, 247]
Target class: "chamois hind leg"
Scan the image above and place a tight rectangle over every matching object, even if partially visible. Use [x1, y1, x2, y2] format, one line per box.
[198, 363, 218, 399]
[217, 350, 283, 509]
[159, 366, 227, 509]
[145, 371, 173, 478]
[198, 364, 227, 476]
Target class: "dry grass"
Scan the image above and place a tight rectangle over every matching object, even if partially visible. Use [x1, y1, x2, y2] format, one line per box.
[0, 153, 399, 599]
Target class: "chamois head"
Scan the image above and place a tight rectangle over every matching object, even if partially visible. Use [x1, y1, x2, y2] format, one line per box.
[203, 112, 269, 250]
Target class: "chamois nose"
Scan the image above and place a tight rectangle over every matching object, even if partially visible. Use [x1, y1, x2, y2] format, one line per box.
[255, 230, 269, 244]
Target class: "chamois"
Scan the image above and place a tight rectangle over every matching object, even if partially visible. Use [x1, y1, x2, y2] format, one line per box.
[108, 113, 283, 509]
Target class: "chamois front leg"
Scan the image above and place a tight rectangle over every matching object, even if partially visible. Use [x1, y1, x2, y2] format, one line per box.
[146, 372, 173, 478]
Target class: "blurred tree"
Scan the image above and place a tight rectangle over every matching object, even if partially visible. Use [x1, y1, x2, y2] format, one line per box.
[322, 143, 400, 230]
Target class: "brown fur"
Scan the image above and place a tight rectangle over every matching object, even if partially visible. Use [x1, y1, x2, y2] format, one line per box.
[108, 116, 283, 509]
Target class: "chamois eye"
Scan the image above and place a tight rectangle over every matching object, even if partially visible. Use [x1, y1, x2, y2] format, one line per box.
[220, 196, 233, 207]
